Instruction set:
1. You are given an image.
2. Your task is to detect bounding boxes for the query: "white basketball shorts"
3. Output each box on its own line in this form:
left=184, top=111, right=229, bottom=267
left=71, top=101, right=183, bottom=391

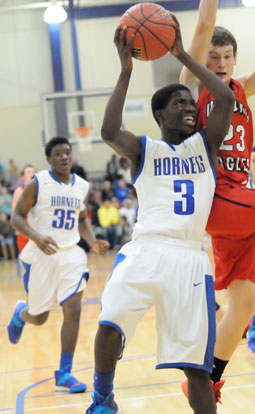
left=99, top=236, right=216, bottom=373
left=20, top=242, right=89, bottom=315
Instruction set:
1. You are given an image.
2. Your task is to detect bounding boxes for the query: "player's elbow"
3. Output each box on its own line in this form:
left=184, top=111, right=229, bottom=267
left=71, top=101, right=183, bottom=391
left=101, top=125, right=116, bottom=143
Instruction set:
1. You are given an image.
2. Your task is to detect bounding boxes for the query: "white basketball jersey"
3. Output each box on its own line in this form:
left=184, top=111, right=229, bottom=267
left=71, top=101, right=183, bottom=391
left=27, top=170, right=89, bottom=248
left=132, top=133, right=216, bottom=242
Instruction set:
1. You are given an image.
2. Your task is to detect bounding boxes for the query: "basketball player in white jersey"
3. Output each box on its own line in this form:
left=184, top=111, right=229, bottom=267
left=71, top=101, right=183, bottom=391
left=85, top=17, right=234, bottom=414
left=7, top=137, right=109, bottom=393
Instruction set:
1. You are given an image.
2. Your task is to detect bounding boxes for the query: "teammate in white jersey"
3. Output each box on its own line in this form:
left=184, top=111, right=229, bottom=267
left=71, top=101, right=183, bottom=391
left=85, top=17, right=234, bottom=414
left=7, top=137, right=109, bottom=394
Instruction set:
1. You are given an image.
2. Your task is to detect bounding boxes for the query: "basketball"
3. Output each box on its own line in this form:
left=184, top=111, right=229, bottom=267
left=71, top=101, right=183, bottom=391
left=119, top=2, right=176, bottom=61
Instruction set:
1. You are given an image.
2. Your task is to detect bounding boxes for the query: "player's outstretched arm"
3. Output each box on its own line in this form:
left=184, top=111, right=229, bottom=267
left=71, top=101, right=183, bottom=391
left=179, top=0, right=218, bottom=93
left=237, top=72, right=255, bottom=99
left=170, top=16, right=234, bottom=170
left=101, top=26, right=142, bottom=164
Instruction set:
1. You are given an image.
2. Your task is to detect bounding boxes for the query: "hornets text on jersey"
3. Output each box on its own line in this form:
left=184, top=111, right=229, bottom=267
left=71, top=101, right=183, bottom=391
left=131, top=133, right=215, bottom=242
left=26, top=170, right=89, bottom=249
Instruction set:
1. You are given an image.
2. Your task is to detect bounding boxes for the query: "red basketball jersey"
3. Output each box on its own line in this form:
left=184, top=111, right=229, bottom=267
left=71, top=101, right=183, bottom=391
left=196, top=78, right=253, bottom=184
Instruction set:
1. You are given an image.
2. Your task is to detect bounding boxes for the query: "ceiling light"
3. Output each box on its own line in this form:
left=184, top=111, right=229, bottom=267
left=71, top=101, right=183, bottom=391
left=43, top=1, right=67, bottom=24
left=242, top=0, right=255, bottom=7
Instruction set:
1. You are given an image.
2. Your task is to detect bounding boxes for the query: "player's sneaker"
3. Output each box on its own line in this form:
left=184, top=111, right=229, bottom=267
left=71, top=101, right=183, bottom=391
left=86, top=391, right=121, bottom=414
left=181, top=378, right=225, bottom=404
left=55, top=370, right=87, bottom=393
left=7, top=300, right=27, bottom=344
left=247, top=329, right=255, bottom=353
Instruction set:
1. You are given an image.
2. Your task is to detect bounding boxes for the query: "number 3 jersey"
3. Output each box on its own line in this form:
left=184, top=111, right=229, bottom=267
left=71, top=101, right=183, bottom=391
left=196, top=78, right=253, bottom=185
left=26, top=170, right=89, bottom=249
left=131, top=134, right=215, bottom=242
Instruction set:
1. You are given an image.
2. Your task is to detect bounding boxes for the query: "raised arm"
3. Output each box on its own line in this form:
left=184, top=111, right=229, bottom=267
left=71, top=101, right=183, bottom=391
left=171, top=16, right=234, bottom=168
left=237, top=72, right=255, bottom=99
left=179, top=0, right=218, bottom=95
left=101, top=27, right=142, bottom=177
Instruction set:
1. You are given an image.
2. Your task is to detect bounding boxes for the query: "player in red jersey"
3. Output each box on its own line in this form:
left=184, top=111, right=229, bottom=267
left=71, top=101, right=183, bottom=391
left=179, top=0, right=255, bottom=402
left=12, top=165, right=36, bottom=252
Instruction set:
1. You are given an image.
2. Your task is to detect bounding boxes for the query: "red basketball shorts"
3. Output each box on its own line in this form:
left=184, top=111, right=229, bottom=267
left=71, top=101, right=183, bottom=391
left=206, top=180, right=255, bottom=290
left=16, top=234, right=29, bottom=253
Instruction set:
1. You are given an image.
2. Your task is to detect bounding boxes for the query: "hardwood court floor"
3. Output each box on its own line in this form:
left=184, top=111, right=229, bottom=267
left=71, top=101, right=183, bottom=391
left=1, top=253, right=255, bottom=414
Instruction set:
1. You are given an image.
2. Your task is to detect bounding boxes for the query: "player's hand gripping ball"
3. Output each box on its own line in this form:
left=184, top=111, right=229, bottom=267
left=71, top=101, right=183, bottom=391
left=119, top=2, right=176, bottom=61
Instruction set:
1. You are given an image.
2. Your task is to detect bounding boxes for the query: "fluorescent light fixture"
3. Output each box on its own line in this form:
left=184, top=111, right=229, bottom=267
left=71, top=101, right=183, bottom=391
left=43, top=2, right=67, bottom=24
left=242, top=0, right=255, bottom=7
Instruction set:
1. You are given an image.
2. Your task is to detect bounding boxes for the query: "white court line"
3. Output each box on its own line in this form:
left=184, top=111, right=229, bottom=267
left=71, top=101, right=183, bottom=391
left=26, top=383, right=255, bottom=411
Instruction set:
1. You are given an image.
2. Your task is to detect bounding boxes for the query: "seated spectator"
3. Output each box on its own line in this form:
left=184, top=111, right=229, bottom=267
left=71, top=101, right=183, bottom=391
left=0, top=212, right=16, bottom=260
left=101, top=179, right=115, bottom=202
left=116, top=216, right=132, bottom=248
left=87, top=193, right=100, bottom=228
left=89, top=180, right=101, bottom=203
left=117, top=157, right=132, bottom=186
left=119, top=198, right=137, bottom=231
left=71, top=160, right=87, bottom=180
left=105, top=154, right=119, bottom=182
left=0, top=187, right=12, bottom=218
left=114, top=177, right=131, bottom=205
left=97, top=197, right=120, bottom=249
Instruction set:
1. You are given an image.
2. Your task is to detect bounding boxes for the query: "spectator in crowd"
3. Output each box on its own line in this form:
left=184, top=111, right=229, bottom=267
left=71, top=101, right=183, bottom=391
left=0, top=161, right=4, bottom=183
left=87, top=193, right=100, bottom=228
left=101, top=179, right=115, bottom=202
left=97, top=197, right=120, bottom=249
left=117, top=157, right=132, bottom=186
left=88, top=180, right=101, bottom=204
left=119, top=198, right=136, bottom=231
left=71, top=160, right=87, bottom=180
left=0, top=212, right=16, bottom=260
left=12, top=165, right=36, bottom=253
left=114, top=177, right=130, bottom=205
left=0, top=187, right=12, bottom=218
left=116, top=215, right=132, bottom=248
left=6, top=159, right=19, bottom=186
left=105, top=154, right=119, bottom=182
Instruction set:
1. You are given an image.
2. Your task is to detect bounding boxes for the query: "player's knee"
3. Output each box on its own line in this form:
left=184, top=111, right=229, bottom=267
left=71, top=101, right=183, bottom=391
left=33, top=311, right=49, bottom=325
left=63, top=299, right=81, bottom=322
left=97, top=324, right=122, bottom=344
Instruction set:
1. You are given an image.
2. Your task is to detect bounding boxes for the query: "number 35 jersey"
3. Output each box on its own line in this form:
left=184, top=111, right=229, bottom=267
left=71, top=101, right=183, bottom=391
left=196, top=78, right=253, bottom=185
left=132, top=134, right=216, bottom=242
left=27, top=170, right=89, bottom=249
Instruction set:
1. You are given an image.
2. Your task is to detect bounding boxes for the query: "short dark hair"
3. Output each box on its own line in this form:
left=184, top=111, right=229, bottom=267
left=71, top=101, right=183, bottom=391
left=251, top=146, right=255, bottom=153
left=21, top=164, right=35, bottom=175
left=151, top=84, right=190, bottom=125
left=211, top=26, right=237, bottom=55
left=45, top=136, right=72, bottom=157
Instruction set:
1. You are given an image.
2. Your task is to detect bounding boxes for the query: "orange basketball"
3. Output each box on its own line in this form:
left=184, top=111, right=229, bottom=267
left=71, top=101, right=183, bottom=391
left=119, top=2, right=176, bottom=61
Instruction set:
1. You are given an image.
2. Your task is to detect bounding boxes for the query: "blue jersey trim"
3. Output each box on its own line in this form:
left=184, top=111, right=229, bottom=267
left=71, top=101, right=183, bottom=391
left=199, top=129, right=216, bottom=184
left=108, top=252, right=127, bottom=282
left=33, top=175, right=39, bottom=206
left=161, top=139, right=176, bottom=152
left=48, top=170, right=62, bottom=184
left=203, top=274, right=216, bottom=372
left=132, top=135, right=147, bottom=185
left=71, top=173, right=76, bottom=186
left=60, top=271, right=89, bottom=305
left=22, top=261, right=31, bottom=294
left=156, top=361, right=211, bottom=373
left=99, top=320, right=125, bottom=342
